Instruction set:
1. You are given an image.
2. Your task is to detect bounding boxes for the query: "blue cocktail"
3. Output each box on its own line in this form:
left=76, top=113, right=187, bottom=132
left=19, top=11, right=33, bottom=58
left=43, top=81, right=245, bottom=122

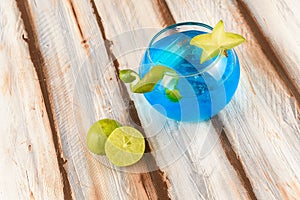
left=139, top=22, right=240, bottom=122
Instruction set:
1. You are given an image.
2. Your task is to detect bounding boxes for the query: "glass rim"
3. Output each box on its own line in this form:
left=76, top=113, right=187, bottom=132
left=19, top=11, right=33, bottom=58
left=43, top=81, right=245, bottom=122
left=145, top=22, right=234, bottom=78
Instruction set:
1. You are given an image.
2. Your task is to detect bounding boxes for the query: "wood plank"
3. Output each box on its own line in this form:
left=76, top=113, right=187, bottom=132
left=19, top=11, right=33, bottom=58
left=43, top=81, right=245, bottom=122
left=0, top=1, right=64, bottom=199
left=22, top=0, right=138, bottom=198
left=166, top=0, right=300, bottom=199
left=238, top=0, right=300, bottom=98
left=23, top=0, right=173, bottom=199
left=93, top=0, right=250, bottom=199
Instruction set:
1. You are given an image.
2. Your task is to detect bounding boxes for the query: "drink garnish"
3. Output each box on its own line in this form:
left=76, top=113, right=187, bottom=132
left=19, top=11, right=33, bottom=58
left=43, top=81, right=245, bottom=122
left=119, top=20, right=245, bottom=102
left=87, top=119, right=145, bottom=167
left=190, top=20, right=246, bottom=64
left=119, top=65, right=182, bottom=102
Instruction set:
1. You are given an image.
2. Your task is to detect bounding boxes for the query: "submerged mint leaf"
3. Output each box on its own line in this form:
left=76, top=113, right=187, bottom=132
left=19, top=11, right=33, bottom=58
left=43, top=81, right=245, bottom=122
left=190, top=20, right=246, bottom=64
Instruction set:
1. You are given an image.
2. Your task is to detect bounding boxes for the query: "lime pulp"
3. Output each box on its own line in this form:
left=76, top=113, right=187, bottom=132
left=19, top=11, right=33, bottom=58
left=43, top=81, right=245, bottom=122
left=105, top=126, right=145, bottom=167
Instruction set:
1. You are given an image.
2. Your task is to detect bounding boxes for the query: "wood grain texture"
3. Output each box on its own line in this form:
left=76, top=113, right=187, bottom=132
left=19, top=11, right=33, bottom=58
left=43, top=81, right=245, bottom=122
left=166, top=0, right=300, bottom=199
left=93, top=0, right=250, bottom=199
left=1, top=0, right=300, bottom=199
left=22, top=0, right=147, bottom=199
left=22, top=0, right=172, bottom=199
left=19, top=0, right=249, bottom=199
left=239, top=0, right=300, bottom=98
left=0, top=1, right=64, bottom=199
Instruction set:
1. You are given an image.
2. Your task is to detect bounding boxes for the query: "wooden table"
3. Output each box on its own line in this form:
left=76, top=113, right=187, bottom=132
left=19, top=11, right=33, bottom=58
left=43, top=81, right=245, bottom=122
left=1, top=0, right=300, bottom=199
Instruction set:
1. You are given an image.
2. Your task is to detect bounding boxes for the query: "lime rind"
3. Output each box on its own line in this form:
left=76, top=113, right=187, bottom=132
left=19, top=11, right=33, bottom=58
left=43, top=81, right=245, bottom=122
left=165, top=88, right=182, bottom=102
left=86, top=118, right=121, bottom=155
left=130, top=65, right=177, bottom=93
left=86, top=129, right=107, bottom=155
left=119, top=66, right=182, bottom=102
left=119, top=69, right=139, bottom=83
left=97, top=118, right=121, bottom=137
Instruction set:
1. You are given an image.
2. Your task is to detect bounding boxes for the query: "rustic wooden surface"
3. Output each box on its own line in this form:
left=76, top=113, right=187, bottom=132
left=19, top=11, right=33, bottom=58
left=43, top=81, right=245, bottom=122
left=0, top=0, right=299, bottom=199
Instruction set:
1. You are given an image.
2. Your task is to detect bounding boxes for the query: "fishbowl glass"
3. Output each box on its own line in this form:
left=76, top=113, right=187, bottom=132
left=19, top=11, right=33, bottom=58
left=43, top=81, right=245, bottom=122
left=139, top=22, right=240, bottom=122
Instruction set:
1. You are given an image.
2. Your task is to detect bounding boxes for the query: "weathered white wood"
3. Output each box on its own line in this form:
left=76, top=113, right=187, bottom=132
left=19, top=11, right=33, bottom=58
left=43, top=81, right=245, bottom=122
left=25, top=0, right=173, bottom=199
left=166, top=0, right=300, bottom=199
left=94, top=0, right=250, bottom=199
left=3, top=0, right=299, bottom=199
left=242, top=0, right=300, bottom=92
left=0, top=1, right=64, bottom=199
left=25, top=0, right=136, bottom=198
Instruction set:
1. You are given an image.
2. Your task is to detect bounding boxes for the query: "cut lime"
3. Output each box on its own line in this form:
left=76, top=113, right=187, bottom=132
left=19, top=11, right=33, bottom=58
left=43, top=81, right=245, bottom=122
left=105, top=126, right=145, bottom=167
left=87, top=119, right=121, bottom=155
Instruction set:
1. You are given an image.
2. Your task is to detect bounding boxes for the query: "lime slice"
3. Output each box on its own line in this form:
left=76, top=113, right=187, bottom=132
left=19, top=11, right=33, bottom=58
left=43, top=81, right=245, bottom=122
left=105, top=126, right=145, bottom=167
left=87, top=119, right=121, bottom=155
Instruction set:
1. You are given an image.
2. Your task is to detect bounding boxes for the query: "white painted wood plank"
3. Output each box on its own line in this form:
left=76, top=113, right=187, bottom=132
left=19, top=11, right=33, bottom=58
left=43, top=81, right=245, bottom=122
left=26, top=0, right=171, bottom=199
left=25, top=0, right=134, bottom=198
left=166, top=0, right=300, bottom=199
left=0, top=1, right=64, bottom=199
left=94, top=0, right=250, bottom=199
left=242, top=0, right=300, bottom=92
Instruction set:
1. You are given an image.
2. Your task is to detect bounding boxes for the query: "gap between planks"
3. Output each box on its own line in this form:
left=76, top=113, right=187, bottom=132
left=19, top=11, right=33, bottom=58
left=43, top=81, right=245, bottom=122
left=91, top=0, right=261, bottom=199
left=236, top=0, right=300, bottom=109
left=211, top=116, right=258, bottom=200
left=14, top=0, right=287, bottom=199
left=90, top=0, right=171, bottom=199
left=15, top=0, right=73, bottom=199
left=160, top=0, right=260, bottom=199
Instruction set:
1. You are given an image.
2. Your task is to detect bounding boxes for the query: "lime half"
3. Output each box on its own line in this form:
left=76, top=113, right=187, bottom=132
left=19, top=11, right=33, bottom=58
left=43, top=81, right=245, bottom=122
left=105, top=126, right=145, bottom=167
left=87, top=119, right=121, bottom=155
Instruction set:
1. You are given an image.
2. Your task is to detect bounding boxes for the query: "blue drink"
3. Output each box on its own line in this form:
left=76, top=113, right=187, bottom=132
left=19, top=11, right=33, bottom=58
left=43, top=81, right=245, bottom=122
left=139, top=23, right=240, bottom=122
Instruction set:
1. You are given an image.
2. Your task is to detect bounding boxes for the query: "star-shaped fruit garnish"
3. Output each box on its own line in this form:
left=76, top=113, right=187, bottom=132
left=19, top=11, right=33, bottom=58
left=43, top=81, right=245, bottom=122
left=190, top=20, right=246, bottom=64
